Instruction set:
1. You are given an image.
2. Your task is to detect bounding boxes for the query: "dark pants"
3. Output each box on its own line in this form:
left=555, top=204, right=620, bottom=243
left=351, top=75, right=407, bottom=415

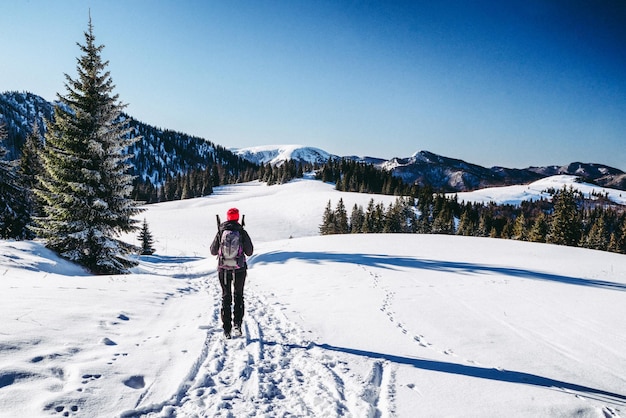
left=219, top=268, right=246, bottom=333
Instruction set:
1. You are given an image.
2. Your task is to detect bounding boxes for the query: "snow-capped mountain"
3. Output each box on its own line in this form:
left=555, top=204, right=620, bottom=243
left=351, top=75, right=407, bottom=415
left=231, top=144, right=334, bottom=166
left=379, top=150, right=543, bottom=192
left=378, top=150, right=626, bottom=192
left=0, top=91, right=54, bottom=159
left=235, top=146, right=626, bottom=192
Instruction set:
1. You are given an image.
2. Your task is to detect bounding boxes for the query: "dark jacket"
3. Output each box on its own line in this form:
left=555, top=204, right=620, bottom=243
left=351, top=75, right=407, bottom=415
left=210, top=220, right=253, bottom=270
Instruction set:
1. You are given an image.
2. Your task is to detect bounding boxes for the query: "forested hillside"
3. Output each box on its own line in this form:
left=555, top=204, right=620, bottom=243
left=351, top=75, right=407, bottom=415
left=0, top=91, right=259, bottom=201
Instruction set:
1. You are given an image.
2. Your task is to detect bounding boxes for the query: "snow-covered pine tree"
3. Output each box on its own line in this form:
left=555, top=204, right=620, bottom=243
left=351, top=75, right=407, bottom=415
left=35, top=19, right=142, bottom=274
left=19, top=121, right=45, bottom=238
left=0, top=122, right=29, bottom=239
left=138, top=218, right=155, bottom=255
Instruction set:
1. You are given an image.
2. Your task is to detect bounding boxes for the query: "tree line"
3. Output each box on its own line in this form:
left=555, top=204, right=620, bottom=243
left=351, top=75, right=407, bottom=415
left=131, top=158, right=311, bottom=203
left=320, top=186, right=626, bottom=254
left=317, top=157, right=418, bottom=196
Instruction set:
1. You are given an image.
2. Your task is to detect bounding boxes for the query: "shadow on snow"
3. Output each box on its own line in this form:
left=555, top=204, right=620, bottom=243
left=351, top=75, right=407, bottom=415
left=133, top=254, right=211, bottom=279
left=249, top=338, right=626, bottom=406
left=316, top=343, right=626, bottom=407
left=137, top=254, right=204, bottom=264
left=249, top=251, right=626, bottom=291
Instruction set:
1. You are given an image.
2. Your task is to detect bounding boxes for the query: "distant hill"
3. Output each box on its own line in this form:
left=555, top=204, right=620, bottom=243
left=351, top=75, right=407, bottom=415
left=528, top=163, right=626, bottom=191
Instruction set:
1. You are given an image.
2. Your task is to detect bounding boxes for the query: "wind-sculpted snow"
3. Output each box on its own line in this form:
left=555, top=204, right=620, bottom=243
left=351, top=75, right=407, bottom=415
left=1, top=179, right=625, bottom=417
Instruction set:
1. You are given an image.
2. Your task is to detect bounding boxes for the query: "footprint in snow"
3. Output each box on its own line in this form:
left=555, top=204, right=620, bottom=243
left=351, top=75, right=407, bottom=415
left=48, top=404, right=80, bottom=416
left=123, top=375, right=145, bottom=389
left=81, top=373, right=102, bottom=384
left=100, top=337, right=117, bottom=346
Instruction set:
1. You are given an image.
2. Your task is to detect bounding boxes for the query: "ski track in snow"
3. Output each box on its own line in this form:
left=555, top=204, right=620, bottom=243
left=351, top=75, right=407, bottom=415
left=121, top=272, right=395, bottom=418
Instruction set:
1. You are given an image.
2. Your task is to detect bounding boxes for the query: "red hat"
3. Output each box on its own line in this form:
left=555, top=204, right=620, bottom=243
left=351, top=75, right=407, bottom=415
left=226, top=208, right=239, bottom=221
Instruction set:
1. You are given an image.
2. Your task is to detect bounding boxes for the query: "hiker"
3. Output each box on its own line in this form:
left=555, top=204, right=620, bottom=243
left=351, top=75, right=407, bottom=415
left=210, top=208, right=254, bottom=338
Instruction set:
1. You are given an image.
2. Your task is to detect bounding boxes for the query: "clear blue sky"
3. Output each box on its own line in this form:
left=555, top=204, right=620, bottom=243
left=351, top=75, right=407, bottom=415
left=1, top=0, right=625, bottom=170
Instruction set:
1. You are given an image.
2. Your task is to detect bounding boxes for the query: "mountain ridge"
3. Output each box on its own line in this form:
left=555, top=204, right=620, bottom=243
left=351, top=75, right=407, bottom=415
left=235, top=145, right=626, bottom=192
left=0, top=91, right=256, bottom=189
left=2, top=91, right=625, bottom=193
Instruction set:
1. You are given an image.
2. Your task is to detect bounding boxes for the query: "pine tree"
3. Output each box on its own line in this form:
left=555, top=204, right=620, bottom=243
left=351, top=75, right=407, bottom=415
left=372, top=202, right=386, bottom=233
left=456, top=209, right=474, bottom=236
left=138, top=218, right=155, bottom=255
left=401, top=197, right=418, bottom=233
left=0, top=123, right=29, bottom=238
left=477, top=209, right=493, bottom=237
left=501, top=219, right=513, bottom=239
left=211, top=164, right=221, bottom=187
left=334, top=198, right=349, bottom=234
left=319, top=200, right=336, bottom=235
left=35, top=19, right=142, bottom=274
left=512, top=213, right=527, bottom=241
left=416, top=187, right=433, bottom=233
left=362, top=199, right=376, bottom=233
left=349, top=203, right=364, bottom=234
left=19, top=121, right=45, bottom=238
left=384, top=199, right=406, bottom=233
left=432, top=205, right=454, bottom=234
left=548, top=186, right=582, bottom=247
left=583, top=212, right=609, bottom=251
left=609, top=216, right=626, bottom=254
left=528, top=213, right=549, bottom=243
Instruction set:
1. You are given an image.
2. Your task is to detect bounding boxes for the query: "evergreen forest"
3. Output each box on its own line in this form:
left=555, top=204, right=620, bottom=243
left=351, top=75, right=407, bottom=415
left=320, top=186, right=626, bottom=255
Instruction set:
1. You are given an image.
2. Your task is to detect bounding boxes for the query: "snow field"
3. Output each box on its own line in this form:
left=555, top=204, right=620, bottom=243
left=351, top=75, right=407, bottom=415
left=247, top=234, right=626, bottom=417
left=0, top=176, right=625, bottom=417
left=0, top=249, right=210, bottom=417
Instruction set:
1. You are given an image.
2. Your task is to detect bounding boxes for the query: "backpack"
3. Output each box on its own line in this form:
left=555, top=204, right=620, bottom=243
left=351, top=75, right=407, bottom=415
left=218, top=229, right=244, bottom=270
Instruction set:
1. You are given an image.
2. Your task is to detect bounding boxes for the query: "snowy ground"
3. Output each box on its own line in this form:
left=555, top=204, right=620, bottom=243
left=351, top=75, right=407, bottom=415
left=1, top=177, right=625, bottom=417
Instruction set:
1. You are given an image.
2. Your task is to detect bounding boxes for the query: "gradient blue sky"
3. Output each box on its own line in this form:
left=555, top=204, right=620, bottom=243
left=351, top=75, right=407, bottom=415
left=2, top=0, right=625, bottom=170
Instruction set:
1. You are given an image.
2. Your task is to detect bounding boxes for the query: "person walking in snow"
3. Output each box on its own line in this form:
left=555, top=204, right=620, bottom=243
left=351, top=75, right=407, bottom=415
left=210, top=208, right=254, bottom=339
